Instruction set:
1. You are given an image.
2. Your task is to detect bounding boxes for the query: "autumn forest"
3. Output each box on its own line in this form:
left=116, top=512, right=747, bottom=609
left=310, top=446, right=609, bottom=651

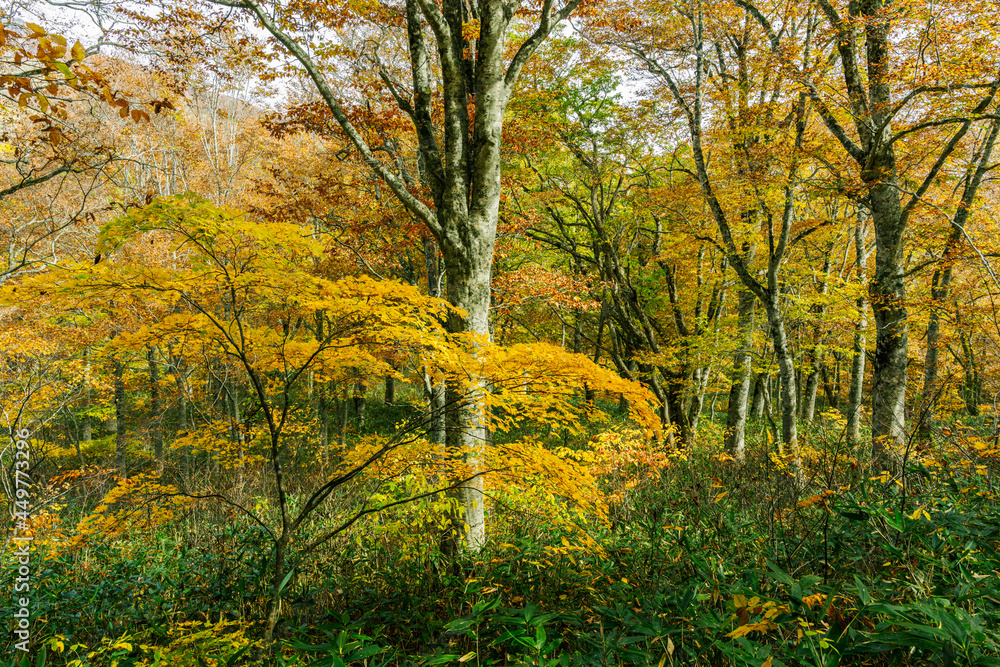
left=2, top=0, right=1000, bottom=663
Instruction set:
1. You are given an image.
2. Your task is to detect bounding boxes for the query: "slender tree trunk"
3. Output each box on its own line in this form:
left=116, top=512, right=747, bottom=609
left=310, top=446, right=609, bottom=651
left=113, top=357, right=126, bottom=476
left=820, top=363, right=839, bottom=410
left=384, top=375, right=395, bottom=404
left=338, top=385, right=350, bottom=449
left=847, top=208, right=870, bottom=445
left=960, top=329, right=983, bottom=416
left=264, top=532, right=289, bottom=643
left=148, top=346, right=163, bottom=466
left=354, top=382, right=367, bottom=431
left=766, top=303, right=797, bottom=448
left=688, top=365, right=711, bottom=437
left=802, top=364, right=819, bottom=423
left=751, top=373, right=766, bottom=419
left=725, top=289, right=755, bottom=461
left=81, top=347, right=93, bottom=448
left=319, top=384, right=330, bottom=462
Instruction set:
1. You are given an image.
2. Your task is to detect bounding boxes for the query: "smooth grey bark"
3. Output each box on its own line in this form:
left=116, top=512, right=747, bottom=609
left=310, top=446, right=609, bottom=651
left=688, top=367, right=708, bottom=434
left=423, top=237, right=446, bottom=447
left=725, top=289, right=755, bottom=461
left=846, top=208, right=871, bottom=445
left=802, top=366, right=819, bottom=422
left=919, top=119, right=1000, bottom=436
left=802, top=250, right=832, bottom=423
left=765, top=304, right=798, bottom=449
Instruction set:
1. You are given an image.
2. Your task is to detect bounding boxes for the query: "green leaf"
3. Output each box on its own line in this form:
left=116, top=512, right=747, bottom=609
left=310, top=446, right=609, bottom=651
left=765, top=561, right=793, bottom=585
left=52, top=61, right=73, bottom=78
left=854, top=576, right=871, bottom=606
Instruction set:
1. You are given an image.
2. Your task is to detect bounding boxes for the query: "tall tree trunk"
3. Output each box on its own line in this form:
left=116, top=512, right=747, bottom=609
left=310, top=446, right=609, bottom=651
left=319, top=384, right=330, bottom=462
left=802, top=364, right=819, bottom=423
left=338, top=385, right=350, bottom=449
left=959, top=329, right=983, bottom=416
left=725, top=289, right=755, bottom=460
left=113, top=357, right=126, bottom=476
left=354, top=382, right=367, bottom=431
left=751, top=373, right=766, bottom=419
left=148, top=346, right=163, bottom=468
left=820, top=363, right=839, bottom=410
left=81, top=347, right=93, bottom=445
left=688, top=365, right=711, bottom=437
left=664, top=373, right=691, bottom=444
left=423, top=236, right=446, bottom=445
left=766, top=303, right=797, bottom=448
left=384, top=374, right=395, bottom=404
left=868, top=177, right=909, bottom=462
left=237, top=0, right=587, bottom=577
left=847, top=208, right=870, bottom=445
left=440, top=251, right=492, bottom=554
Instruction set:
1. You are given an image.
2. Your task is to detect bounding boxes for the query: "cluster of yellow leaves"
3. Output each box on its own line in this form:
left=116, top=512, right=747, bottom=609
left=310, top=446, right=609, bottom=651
left=489, top=437, right=606, bottom=522
left=915, top=424, right=1000, bottom=499
left=63, top=473, right=195, bottom=553
left=727, top=595, right=786, bottom=639
left=796, top=489, right=837, bottom=510
left=568, top=428, right=681, bottom=512
left=136, top=620, right=261, bottom=667
left=48, top=620, right=259, bottom=667
left=170, top=420, right=266, bottom=470
left=727, top=593, right=842, bottom=651
left=435, top=338, right=660, bottom=437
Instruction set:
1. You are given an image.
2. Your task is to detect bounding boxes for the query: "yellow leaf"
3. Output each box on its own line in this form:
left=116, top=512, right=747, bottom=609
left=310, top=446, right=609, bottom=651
left=459, top=652, right=477, bottom=663
left=71, top=40, right=86, bottom=61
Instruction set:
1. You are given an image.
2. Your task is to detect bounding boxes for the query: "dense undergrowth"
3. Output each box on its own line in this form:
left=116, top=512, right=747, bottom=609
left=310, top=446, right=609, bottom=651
left=3, top=399, right=1000, bottom=667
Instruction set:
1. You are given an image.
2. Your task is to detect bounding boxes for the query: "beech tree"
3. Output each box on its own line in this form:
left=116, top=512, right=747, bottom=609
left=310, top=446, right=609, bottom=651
left=735, top=0, right=1000, bottom=461
left=157, top=0, right=594, bottom=552
left=593, top=0, right=821, bottom=472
